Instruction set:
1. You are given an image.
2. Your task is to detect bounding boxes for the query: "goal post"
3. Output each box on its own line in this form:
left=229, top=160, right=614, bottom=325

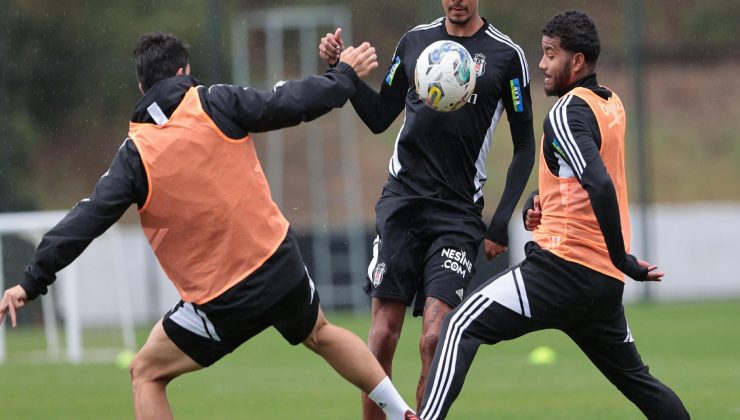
left=231, top=6, right=370, bottom=312
left=0, top=210, right=137, bottom=364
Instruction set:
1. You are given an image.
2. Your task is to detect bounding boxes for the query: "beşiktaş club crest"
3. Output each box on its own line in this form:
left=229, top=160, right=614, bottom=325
left=473, top=53, right=486, bottom=76
left=372, top=263, right=387, bottom=287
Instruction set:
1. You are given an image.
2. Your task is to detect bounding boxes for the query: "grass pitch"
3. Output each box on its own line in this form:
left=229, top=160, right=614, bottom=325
left=1, top=299, right=738, bottom=419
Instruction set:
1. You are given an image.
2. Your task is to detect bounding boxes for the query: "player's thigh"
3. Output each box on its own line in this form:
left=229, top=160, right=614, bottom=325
left=270, top=270, right=322, bottom=346
left=421, top=229, right=482, bottom=315
left=450, top=263, right=550, bottom=343
left=133, top=320, right=203, bottom=381
left=567, top=281, right=646, bottom=373
left=366, top=205, right=426, bottom=306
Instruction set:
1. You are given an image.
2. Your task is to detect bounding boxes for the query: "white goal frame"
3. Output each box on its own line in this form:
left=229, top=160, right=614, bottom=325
left=0, top=211, right=136, bottom=364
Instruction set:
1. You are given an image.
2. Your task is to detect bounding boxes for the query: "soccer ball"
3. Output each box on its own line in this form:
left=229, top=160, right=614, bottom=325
left=414, top=40, right=476, bottom=112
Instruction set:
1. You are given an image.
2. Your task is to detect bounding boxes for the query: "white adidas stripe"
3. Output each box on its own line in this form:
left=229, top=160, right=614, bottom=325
left=411, top=17, right=444, bottom=32
left=421, top=268, right=532, bottom=419
left=549, top=95, right=587, bottom=177
left=473, top=99, right=505, bottom=202
left=549, top=97, right=583, bottom=175
left=485, top=26, right=529, bottom=84
left=421, top=294, right=493, bottom=419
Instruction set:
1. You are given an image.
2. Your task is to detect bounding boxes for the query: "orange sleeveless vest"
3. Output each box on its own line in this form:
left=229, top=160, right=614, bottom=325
left=533, top=86, right=631, bottom=281
left=129, top=87, right=289, bottom=304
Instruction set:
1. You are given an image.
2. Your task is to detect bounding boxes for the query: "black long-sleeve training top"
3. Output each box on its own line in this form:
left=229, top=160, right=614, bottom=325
left=21, top=63, right=361, bottom=299
left=350, top=17, right=535, bottom=245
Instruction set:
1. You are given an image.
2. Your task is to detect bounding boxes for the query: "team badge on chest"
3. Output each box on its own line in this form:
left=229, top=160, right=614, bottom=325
left=473, top=53, right=486, bottom=77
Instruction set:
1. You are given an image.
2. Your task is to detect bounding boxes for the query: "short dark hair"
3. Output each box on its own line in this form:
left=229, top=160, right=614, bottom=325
left=542, top=10, right=601, bottom=64
left=133, top=32, right=189, bottom=92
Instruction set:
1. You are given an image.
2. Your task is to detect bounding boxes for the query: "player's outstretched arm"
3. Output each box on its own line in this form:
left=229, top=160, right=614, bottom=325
left=0, top=285, right=28, bottom=328
left=338, top=42, right=378, bottom=79
left=319, top=28, right=345, bottom=67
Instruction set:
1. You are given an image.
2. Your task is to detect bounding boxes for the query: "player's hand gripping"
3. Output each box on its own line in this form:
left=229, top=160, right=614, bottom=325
left=0, top=285, right=28, bottom=328
left=339, top=42, right=378, bottom=79
left=636, top=258, right=665, bottom=282
left=319, top=28, right=345, bottom=66
left=484, top=239, right=507, bottom=260
left=524, top=194, right=542, bottom=231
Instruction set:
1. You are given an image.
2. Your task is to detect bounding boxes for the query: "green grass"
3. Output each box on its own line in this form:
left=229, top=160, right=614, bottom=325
left=1, top=300, right=739, bottom=419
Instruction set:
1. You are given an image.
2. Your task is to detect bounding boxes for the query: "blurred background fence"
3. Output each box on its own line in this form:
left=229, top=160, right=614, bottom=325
left=1, top=0, right=738, bottom=360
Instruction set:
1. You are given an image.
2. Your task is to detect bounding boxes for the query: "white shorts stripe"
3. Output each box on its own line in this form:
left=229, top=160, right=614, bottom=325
left=512, top=267, right=531, bottom=318
left=170, top=302, right=221, bottom=342
left=367, top=235, right=381, bottom=280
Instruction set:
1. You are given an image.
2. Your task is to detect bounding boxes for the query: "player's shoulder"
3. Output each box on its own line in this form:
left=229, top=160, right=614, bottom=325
left=548, top=94, right=594, bottom=127
left=480, top=23, right=525, bottom=56
left=408, top=17, right=444, bottom=34
left=400, top=17, right=444, bottom=44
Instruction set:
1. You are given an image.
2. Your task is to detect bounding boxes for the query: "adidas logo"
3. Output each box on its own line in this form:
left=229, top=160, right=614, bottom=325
left=456, top=288, right=464, bottom=301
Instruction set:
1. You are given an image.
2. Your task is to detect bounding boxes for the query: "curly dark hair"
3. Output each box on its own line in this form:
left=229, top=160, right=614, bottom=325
left=542, top=10, right=600, bottom=64
left=133, top=32, right=189, bottom=92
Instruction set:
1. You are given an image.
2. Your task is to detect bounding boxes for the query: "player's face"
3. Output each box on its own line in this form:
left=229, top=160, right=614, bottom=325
left=443, top=0, right=479, bottom=25
left=539, top=35, right=575, bottom=97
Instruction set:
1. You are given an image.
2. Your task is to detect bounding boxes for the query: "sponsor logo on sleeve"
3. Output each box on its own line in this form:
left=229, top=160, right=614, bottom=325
left=385, top=56, right=401, bottom=86
left=510, top=78, right=524, bottom=112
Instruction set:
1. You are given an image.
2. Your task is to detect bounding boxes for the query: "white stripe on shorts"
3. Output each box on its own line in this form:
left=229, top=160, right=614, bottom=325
left=170, top=302, right=222, bottom=342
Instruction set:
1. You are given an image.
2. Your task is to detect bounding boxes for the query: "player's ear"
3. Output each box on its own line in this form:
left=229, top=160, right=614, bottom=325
left=179, top=64, right=191, bottom=76
left=572, top=52, right=586, bottom=74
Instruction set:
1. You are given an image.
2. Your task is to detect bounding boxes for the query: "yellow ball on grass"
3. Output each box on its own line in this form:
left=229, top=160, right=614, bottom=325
left=528, top=346, right=556, bottom=365
left=116, top=350, right=136, bottom=369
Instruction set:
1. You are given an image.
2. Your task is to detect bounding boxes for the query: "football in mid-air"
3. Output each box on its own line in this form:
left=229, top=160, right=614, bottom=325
left=414, top=40, right=476, bottom=112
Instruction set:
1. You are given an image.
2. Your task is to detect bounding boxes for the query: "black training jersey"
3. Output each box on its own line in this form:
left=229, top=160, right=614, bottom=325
left=352, top=17, right=532, bottom=207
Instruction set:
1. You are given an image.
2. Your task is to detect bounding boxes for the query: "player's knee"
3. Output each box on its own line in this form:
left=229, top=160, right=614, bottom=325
left=129, top=352, right=150, bottom=388
left=303, top=315, right=330, bottom=353
left=129, top=351, right=169, bottom=388
left=369, top=322, right=402, bottom=352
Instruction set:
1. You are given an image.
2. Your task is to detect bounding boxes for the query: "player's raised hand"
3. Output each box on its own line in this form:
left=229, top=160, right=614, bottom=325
left=319, top=28, right=345, bottom=66
left=339, top=42, right=378, bottom=78
left=525, top=194, right=542, bottom=231
left=0, top=285, right=28, bottom=328
left=638, top=259, right=664, bottom=282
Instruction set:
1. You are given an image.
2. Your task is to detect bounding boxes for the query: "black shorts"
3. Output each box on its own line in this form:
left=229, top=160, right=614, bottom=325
left=365, top=188, right=485, bottom=316
left=162, top=229, right=320, bottom=367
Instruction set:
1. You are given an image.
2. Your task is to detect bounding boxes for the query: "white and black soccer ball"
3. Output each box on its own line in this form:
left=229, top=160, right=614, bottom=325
left=414, top=40, right=476, bottom=112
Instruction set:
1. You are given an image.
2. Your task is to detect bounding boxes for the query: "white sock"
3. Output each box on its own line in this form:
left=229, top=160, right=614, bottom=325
left=368, top=376, right=413, bottom=419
